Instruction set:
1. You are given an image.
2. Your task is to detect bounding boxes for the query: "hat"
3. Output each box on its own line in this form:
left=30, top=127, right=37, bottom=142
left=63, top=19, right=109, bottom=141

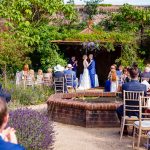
left=67, top=64, right=73, bottom=68
left=54, top=64, right=64, bottom=72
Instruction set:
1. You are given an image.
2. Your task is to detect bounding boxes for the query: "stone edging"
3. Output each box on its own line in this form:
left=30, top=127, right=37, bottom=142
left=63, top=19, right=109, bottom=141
left=47, top=92, right=122, bottom=111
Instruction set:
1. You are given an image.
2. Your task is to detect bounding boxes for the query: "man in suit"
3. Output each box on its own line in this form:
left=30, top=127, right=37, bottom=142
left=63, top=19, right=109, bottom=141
left=88, top=54, right=96, bottom=88
left=0, top=98, right=25, bottom=150
left=116, top=67, right=147, bottom=133
left=64, top=64, right=77, bottom=89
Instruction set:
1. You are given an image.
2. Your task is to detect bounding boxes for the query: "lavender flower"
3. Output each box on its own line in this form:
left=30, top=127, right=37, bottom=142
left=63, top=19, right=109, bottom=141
left=8, top=108, right=54, bottom=150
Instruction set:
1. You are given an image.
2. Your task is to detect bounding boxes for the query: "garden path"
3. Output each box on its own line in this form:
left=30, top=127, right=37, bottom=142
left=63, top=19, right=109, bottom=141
left=30, top=104, right=146, bottom=150
left=54, top=122, right=145, bottom=150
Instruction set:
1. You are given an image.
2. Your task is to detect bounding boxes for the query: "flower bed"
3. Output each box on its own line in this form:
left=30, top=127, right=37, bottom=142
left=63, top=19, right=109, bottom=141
left=8, top=108, right=54, bottom=150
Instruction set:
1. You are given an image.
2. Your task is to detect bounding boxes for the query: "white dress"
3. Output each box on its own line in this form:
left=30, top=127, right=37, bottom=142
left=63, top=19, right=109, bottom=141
left=78, top=60, right=91, bottom=90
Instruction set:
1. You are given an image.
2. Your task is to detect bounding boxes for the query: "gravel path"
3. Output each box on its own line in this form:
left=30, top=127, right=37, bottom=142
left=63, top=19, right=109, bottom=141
left=54, top=123, right=132, bottom=150
left=28, top=104, right=146, bottom=150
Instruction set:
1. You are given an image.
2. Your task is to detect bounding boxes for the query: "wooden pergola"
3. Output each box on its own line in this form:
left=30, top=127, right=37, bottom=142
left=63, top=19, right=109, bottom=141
left=50, top=27, right=122, bottom=86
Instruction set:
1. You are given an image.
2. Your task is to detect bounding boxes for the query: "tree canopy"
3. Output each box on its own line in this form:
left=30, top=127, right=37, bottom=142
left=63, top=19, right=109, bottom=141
left=0, top=0, right=77, bottom=71
left=0, top=2, right=150, bottom=73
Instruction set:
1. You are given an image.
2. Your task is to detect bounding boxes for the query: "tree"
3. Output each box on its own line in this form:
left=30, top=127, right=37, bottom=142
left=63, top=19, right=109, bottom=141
left=101, top=4, right=150, bottom=62
left=0, top=32, right=32, bottom=84
left=0, top=0, right=77, bottom=73
left=83, top=0, right=103, bottom=20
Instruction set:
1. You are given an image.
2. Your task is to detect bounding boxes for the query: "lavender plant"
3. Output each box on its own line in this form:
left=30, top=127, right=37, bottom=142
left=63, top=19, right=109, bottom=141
left=8, top=108, right=54, bottom=150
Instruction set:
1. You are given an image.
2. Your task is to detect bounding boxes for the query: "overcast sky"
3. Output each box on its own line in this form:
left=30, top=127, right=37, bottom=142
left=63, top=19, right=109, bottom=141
left=64, top=0, right=150, bottom=5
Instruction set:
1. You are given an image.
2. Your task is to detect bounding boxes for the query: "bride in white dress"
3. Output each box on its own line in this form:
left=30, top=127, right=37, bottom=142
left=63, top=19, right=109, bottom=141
left=78, top=55, right=91, bottom=90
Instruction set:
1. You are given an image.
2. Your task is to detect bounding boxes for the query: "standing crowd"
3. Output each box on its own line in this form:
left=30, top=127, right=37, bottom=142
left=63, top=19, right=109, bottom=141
left=105, top=62, right=150, bottom=92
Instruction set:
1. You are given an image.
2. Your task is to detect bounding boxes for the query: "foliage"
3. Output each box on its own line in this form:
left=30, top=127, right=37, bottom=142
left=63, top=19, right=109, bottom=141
left=0, top=0, right=77, bottom=71
left=2, top=80, right=54, bottom=106
left=0, top=32, right=32, bottom=71
left=100, top=4, right=150, bottom=65
left=83, top=0, right=103, bottom=20
left=102, top=4, right=150, bottom=32
left=116, top=44, right=144, bottom=69
left=98, top=4, right=112, bottom=6
left=65, top=31, right=135, bottom=44
left=8, top=108, right=54, bottom=150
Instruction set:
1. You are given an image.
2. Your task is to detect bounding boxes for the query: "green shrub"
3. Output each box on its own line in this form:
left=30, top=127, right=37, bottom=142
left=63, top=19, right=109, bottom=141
left=3, top=81, right=54, bottom=106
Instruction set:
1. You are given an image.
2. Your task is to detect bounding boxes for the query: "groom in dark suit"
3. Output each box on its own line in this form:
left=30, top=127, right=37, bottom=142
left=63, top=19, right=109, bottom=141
left=88, top=54, right=96, bottom=88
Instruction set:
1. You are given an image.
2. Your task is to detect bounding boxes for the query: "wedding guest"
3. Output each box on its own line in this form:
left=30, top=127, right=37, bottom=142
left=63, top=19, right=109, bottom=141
left=54, top=64, right=67, bottom=92
left=121, top=67, right=130, bottom=83
left=116, top=68, right=147, bottom=134
left=141, top=67, right=150, bottom=79
left=45, top=68, right=53, bottom=79
left=146, top=64, right=150, bottom=72
left=43, top=68, right=53, bottom=85
left=116, top=65, right=123, bottom=76
left=22, top=64, right=29, bottom=80
left=112, top=64, right=117, bottom=70
left=25, top=69, right=35, bottom=86
left=28, top=69, right=35, bottom=81
left=117, top=65, right=123, bottom=91
left=45, top=68, right=53, bottom=78
left=0, top=98, right=25, bottom=150
left=54, top=65, right=65, bottom=78
left=105, top=65, right=116, bottom=92
left=132, top=62, right=141, bottom=77
left=108, top=65, right=116, bottom=78
left=109, top=69, right=118, bottom=92
left=64, top=64, right=77, bottom=89
left=69, top=56, right=78, bottom=74
left=36, top=69, right=44, bottom=85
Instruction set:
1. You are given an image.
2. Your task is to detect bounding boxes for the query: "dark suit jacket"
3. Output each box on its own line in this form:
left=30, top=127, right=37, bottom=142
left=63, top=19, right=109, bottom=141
left=88, top=60, right=96, bottom=75
left=54, top=71, right=65, bottom=78
left=122, top=80, right=147, bottom=116
left=0, top=136, right=25, bottom=150
left=122, top=80, right=147, bottom=95
left=54, top=71, right=67, bottom=92
left=69, top=60, right=77, bottom=73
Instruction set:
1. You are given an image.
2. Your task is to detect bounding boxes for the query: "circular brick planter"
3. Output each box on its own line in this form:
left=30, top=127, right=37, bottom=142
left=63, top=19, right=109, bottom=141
left=47, top=91, right=122, bottom=128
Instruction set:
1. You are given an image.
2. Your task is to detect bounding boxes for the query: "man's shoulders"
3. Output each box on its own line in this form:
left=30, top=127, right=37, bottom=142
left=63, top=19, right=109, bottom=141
left=122, top=81, right=146, bottom=90
left=64, top=70, right=75, bottom=74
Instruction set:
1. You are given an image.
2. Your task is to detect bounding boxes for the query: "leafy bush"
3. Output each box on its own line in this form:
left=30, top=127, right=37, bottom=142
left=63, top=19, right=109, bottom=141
left=8, top=108, right=54, bottom=150
left=3, top=81, right=54, bottom=106
left=11, top=86, right=54, bottom=106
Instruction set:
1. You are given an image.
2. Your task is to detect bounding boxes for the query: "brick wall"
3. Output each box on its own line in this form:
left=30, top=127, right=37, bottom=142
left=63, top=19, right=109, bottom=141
left=47, top=92, right=122, bottom=127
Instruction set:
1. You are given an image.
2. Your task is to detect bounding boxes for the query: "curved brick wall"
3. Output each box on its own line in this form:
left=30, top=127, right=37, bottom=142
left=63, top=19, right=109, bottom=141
left=47, top=91, right=122, bottom=127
